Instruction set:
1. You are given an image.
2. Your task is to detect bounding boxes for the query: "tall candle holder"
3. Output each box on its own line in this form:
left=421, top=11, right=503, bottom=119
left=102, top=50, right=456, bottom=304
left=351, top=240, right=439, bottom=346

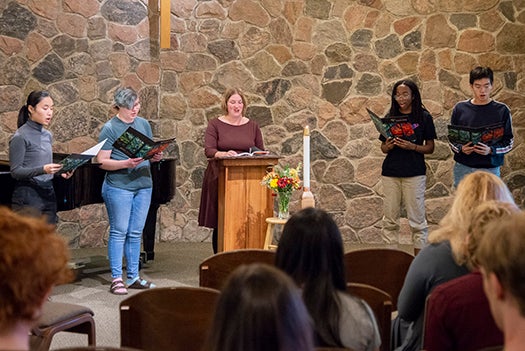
left=301, top=125, right=315, bottom=208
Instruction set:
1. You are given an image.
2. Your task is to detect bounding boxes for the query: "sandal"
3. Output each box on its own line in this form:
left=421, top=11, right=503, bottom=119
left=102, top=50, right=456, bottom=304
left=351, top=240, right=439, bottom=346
left=128, top=277, right=156, bottom=289
left=110, top=278, right=128, bottom=295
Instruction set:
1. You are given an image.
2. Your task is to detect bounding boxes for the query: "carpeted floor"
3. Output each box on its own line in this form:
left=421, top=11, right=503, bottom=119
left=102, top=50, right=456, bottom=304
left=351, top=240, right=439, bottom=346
left=49, top=242, right=214, bottom=349
left=48, top=241, right=414, bottom=349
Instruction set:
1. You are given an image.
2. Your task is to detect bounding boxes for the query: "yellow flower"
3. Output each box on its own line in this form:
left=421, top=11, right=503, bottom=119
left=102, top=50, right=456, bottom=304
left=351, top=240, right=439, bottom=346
left=262, top=163, right=302, bottom=194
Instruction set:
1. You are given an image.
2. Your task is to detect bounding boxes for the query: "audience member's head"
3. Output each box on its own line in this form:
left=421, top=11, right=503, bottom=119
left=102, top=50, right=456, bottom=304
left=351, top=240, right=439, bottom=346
left=477, top=211, right=525, bottom=350
left=466, top=200, right=519, bottom=270
left=206, top=263, right=314, bottom=351
left=0, top=207, right=72, bottom=349
left=275, top=207, right=346, bottom=346
left=428, top=171, right=515, bottom=262
left=276, top=207, right=346, bottom=290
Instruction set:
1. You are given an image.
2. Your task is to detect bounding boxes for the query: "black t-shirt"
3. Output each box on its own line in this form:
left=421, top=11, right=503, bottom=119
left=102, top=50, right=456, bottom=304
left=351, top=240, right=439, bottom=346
left=380, top=110, right=436, bottom=177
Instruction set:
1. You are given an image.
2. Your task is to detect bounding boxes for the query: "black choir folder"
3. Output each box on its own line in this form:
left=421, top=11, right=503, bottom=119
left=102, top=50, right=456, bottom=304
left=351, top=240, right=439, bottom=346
left=58, top=139, right=106, bottom=173
left=447, top=123, right=504, bottom=146
left=113, top=126, right=176, bottom=160
left=367, top=108, right=416, bottom=142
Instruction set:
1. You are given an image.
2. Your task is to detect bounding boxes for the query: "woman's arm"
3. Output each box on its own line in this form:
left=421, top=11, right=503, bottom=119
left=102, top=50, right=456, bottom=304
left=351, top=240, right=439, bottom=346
left=204, top=120, right=237, bottom=158
left=204, top=122, right=219, bottom=158
left=9, top=135, right=62, bottom=179
left=254, top=124, right=264, bottom=150
left=397, top=253, right=429, bottom=322
left=380, top=138, right=395, bottom=154
left=391, top=138, right=434, bottom=154
left=96, top=150, right=143, bottom=171
left=413, top=139, right=434, bottom=154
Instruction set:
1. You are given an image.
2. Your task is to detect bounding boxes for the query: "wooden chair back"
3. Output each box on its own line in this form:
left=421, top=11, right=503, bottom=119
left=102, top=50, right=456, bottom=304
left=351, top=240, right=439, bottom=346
left=346, top=282, right=393, bottom=351
left=119, top=287, right=220, bottom=351
left=30, top=301, right=95, bottom=351
left=199, top=249, right=276, bottom=290
left=344, top=248, right=414, bottom=310
left=421, top=293, right=432, bottom=350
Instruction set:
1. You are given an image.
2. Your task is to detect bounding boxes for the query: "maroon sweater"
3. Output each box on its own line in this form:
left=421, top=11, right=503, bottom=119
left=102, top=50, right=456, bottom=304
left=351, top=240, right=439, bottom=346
left=424, top=271, right=503, bottom=351
left=198, top=118, right=264, bottom=228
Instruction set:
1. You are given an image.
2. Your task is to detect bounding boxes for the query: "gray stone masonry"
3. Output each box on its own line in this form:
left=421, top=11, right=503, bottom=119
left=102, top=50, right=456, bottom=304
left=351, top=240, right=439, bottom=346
left=0, top=0, right=524, bottom=247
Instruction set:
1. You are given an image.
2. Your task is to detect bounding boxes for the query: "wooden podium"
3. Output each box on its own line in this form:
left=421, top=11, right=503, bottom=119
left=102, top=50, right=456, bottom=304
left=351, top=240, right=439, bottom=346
left=216, top=156, right=279, bottom=252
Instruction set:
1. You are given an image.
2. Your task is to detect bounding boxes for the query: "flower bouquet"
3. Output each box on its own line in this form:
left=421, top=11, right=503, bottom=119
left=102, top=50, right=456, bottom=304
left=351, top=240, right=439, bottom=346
left=261, top=163, right=302, bottom=219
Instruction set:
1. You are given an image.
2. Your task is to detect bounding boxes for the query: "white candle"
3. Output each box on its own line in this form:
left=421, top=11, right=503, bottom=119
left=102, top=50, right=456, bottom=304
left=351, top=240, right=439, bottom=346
left=303, top=125, right=310, bottom=190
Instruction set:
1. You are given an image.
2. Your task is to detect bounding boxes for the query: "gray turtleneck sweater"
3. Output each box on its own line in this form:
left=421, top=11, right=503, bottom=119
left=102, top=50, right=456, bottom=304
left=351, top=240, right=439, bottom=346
left=9, top=119, right=54, bottom=186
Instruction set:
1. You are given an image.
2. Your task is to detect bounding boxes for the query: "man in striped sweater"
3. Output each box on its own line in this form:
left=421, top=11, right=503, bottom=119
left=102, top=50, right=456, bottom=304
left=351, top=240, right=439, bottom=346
left=449, top=66, right=514, bottom=187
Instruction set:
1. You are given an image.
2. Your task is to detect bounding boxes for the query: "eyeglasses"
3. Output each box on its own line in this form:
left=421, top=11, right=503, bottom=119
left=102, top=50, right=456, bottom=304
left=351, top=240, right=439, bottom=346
left=394, top=94, right=411, bottom=100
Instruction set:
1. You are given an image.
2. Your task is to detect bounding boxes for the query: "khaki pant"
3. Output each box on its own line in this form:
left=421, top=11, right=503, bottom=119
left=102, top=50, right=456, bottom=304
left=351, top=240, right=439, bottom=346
left=381, top=175, right=428, bottom=248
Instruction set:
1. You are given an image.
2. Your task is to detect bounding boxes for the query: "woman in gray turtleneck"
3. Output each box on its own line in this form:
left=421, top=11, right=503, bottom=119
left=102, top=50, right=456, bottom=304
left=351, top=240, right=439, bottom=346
left=9, top=90, right=71, bottom=224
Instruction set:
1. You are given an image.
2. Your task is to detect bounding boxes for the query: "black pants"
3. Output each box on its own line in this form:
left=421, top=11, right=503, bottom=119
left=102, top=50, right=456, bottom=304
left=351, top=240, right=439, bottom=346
left=11, top=182, right=57, bottom=224
left=212, top=228, right=218, bottom=254
left=142, top=202, right=160, bottom=261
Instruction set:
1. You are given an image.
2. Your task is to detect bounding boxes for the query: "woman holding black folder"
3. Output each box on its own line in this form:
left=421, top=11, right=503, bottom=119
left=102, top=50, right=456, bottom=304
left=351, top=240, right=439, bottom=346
left=97, top=87, right=162, bottom=295
left=9, top=90, right=73, bottom=224
left=198, top=88, right=265, bottom=253
left=379, top=80, right=436, bottom=249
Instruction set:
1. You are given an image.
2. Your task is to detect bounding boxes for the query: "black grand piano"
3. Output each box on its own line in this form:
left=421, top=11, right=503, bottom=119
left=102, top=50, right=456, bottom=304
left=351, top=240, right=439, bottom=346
left=0, top=156, right=176, bottom=261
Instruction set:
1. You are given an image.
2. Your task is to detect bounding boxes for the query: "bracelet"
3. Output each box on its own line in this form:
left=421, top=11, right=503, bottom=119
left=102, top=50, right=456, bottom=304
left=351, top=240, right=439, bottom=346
left=414, top=145, right=417, bottom=151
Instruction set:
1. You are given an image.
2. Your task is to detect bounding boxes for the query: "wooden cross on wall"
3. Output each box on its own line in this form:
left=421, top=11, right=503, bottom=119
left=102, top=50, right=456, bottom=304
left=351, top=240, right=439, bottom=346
left=160, top=0, right=170, bottom=48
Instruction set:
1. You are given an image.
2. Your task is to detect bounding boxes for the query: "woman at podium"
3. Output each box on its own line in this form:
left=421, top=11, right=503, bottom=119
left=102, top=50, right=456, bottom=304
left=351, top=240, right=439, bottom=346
left=198, top=88, right=265, bottom=253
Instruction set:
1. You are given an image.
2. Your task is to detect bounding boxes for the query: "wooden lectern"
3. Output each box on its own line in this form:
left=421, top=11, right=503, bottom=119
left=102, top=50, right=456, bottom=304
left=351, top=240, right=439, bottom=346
left=216, top=156, right=279, bottom=252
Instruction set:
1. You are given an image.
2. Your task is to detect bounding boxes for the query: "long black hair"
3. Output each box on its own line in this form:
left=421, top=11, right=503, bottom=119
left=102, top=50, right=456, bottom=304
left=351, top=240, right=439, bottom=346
left=389, top=79, right=428, bottom=124
left=275, top=207, right=346, bottom=347
left=17, top=90, right=51, bottom=128
left=206, top=264, right=314, bottom=351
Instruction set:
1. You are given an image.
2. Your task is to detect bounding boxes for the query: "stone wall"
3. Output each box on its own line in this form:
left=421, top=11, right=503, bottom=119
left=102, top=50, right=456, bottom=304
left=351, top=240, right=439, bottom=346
left=0, top=0, right=524, bottom=247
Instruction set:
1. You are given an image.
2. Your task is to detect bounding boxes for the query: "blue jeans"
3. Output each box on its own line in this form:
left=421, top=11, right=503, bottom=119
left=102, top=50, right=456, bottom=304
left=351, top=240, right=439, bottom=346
left=453, top=163, right=500, bottom=188
left=102, top=181, right=152, bottom=280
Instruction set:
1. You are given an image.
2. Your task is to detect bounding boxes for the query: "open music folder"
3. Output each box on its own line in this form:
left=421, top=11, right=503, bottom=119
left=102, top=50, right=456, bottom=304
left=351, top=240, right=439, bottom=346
left=58, top=139, right=106, bottom=173
left=367, top=108, right=416, bottom=142
left=113, top=126, right=176, bottom=160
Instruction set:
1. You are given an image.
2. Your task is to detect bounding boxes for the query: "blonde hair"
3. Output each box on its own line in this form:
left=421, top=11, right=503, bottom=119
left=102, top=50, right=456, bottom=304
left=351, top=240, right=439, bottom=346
left=466, top=201, right=519, bottom=269
left=428, top=171, right=515, bottom=264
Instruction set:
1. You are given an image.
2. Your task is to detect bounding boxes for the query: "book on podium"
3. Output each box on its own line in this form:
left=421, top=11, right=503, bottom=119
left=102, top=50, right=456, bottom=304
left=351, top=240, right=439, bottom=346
left=234, top=146, right=270, bottom=157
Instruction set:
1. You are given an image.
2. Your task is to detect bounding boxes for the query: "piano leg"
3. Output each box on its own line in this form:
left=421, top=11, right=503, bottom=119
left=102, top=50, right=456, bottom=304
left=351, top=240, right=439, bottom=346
left=142, top=202, right=160, bottom=261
